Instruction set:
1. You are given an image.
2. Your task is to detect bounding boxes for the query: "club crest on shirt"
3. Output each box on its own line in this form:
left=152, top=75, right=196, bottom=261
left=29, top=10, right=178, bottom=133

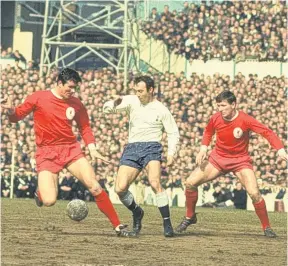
left=233, top=127, right=243, bottom=139
left=66, top=107, right=75, bottom=120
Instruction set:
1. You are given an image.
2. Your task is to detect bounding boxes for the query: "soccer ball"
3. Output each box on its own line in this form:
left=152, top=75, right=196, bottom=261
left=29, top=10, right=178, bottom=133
left=66, top=199, right=89, bottom=221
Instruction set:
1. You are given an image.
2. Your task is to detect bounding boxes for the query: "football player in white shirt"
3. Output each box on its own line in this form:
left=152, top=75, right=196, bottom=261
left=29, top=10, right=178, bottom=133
left=103, top=75, right=180, bottom=237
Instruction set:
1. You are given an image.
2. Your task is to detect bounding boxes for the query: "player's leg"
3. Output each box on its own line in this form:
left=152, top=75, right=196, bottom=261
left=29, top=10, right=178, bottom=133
left=145, top=160, right=174, bottom=237
left=235, top=169, right=276, bottom=237
left=36, top=171, right=59, bottom=207
left=34, top=146, right=62, bottom=207
left=67, top=157, right=136, bottom=237
left=114, top=165, right=143, bottom=233
left=176, top=161, right=222, bottom=233
left=114, top=142, right=145, bottom=234
left=185, top=161, right=222, bottom=218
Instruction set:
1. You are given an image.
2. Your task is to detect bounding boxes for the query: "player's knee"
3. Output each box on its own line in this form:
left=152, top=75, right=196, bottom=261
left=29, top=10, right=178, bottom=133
left=249, top=192, right=262, bottom=203
left=186, top=183, right=198, bottom=191
left=43, top=198, right=57, bottom=207
left=115, top=184, right=128, bottom=195
left=149, top=180, right=162, bottom=193
left=185, top=178, right=198, bottom=190
left=88, top=183, right=102, bottom=196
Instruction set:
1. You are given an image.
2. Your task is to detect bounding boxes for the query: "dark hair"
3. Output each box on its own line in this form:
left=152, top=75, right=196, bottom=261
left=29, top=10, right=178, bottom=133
left=215, top=90, right=236, bottom=104
left=57, top=68, right=82, bottom=85
left=134, top=75, right=155, bottom=91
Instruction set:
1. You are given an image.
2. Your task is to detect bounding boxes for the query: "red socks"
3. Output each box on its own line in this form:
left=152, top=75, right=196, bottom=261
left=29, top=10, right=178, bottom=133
left=37, top=190, right=42, bottom=202
left=94, top=190, right=121, bottom=228
left=186, top=190, right=270, bottom=230
left=253, top=198, right=270, bottom=230
left=185, top=189, right=198, bottom=218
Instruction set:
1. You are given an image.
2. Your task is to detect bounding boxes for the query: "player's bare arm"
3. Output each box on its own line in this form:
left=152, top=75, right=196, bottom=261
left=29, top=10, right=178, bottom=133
left=162, top=110, right=180, bottom=168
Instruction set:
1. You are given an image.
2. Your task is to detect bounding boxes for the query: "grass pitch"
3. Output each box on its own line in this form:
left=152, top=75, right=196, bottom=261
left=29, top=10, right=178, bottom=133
left=1, top=198, right=287, bottom=266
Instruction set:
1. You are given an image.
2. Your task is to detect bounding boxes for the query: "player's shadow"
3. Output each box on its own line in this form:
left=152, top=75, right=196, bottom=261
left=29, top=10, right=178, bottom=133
left=139, top=230, right=218, bottom=237
left=174, top=231, right=283, bottom=240
left=58, top=231, right=110, bottom=236
left=57, top=230, right=141, bottom=238
left=173, top=231, right=218, bottom=237
left=47, top=229, right=283, bottom=240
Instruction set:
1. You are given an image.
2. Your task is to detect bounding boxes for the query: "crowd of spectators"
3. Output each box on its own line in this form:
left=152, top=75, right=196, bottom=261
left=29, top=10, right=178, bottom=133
left=1, top=61, right=287, bottom=206
left=1, top=46, right=27, bottom=64
left=142, top=1, right=287, bottom=62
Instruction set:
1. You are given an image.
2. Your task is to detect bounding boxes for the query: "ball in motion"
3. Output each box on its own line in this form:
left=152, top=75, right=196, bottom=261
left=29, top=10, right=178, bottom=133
left=66, top=199, right=89, bottom=221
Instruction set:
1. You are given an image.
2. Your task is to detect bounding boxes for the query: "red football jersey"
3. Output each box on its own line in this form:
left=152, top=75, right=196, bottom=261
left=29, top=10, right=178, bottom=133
left=202, top=111, right=284, bottom=158
left=8, top=90, right=95, bottom=147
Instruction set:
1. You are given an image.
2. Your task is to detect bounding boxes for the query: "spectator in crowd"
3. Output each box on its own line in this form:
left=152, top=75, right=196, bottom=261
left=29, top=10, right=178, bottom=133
left=59, top=172, right=75, bottom=200
left=11, top=50, right=26, bottom=63
left=27, top=60, right=39, bottom=70
left=14, top=168, right=35, bottom=198
left=232, top=182, right=247, bottom=209
left=211, top=184, right=233, bottom=208
left=0, top=47, right=13, bottom=58
left=202, top=183, right=211, bottom=192
left=1, top=169, right=11, bottom=197
left=6, top=47, right=13, bottom=57
left=257, top=179, right=272, bottom=195
left=149, top=7, right=160, bottom=21
left=71, top=178, right=92, bottom=201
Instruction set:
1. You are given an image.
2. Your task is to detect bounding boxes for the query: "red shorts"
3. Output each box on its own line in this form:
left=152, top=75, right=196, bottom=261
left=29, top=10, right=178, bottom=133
left=208, top=150, right=253, bottom=174
left=36, top=143, right=84, bottom=174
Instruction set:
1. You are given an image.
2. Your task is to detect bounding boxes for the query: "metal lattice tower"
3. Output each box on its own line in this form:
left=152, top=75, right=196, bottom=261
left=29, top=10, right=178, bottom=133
left=23, top=0, right=141, bottom=89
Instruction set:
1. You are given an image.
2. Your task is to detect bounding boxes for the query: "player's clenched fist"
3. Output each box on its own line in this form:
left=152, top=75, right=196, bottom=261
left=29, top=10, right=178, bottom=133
left=166, top=155, right=174, bottom=166
left=1, top=96, right=14, bottom=114
left=277, top=148, right=288, bottom=162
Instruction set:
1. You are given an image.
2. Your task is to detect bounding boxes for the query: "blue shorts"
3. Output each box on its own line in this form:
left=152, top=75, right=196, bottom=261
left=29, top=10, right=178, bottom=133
left=119, top=142, right=163, bottom=170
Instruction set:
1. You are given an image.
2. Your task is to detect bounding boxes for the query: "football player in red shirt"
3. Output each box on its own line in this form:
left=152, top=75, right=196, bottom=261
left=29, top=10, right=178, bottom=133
left=1, top=68, right=135, bottom=237
left=176, top=90, right=287, bottom=237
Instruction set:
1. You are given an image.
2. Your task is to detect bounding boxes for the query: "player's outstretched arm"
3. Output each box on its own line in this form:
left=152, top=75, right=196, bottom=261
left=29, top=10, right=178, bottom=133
left=246, top=115, right=285, bottom=155
left=102, top=95, right=132, bottom=114
left=1, top=94, right=36, bottom=122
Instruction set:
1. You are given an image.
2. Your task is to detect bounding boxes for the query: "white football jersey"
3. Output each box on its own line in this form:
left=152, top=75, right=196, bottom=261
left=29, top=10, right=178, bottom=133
left=103, top=95, right=179, bottom=156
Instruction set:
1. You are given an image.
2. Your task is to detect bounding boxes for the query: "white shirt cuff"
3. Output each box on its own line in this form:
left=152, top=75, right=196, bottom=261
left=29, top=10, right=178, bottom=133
left=103, top=100, right=114, bottom=113
left=277, top=148, right=285, bottom=156
left=200, top=145, right=208, bottom=152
